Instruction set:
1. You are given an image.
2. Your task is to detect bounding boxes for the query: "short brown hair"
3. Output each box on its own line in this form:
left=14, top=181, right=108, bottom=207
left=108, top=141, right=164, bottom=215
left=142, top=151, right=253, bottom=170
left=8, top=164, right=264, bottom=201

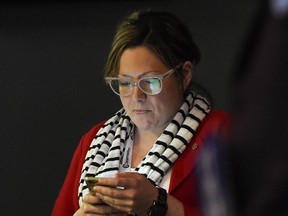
left=104, top=9, right=201, bottom=78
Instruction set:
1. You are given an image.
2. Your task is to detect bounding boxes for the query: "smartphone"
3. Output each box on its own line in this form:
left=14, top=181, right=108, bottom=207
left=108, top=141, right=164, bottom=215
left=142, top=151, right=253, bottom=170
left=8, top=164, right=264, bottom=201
left=84, top=177, right=100, bottom=192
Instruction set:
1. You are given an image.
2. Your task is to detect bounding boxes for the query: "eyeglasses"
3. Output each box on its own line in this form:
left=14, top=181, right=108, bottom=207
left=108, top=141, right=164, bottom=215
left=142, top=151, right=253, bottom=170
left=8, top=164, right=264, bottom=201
left=105, top=63, right=183, bottom=96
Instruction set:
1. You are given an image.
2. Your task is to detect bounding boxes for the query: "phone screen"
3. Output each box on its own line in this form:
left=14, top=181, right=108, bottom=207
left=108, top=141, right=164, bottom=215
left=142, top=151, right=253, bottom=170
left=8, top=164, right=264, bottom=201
left=84, top=177, right=99, bottom=192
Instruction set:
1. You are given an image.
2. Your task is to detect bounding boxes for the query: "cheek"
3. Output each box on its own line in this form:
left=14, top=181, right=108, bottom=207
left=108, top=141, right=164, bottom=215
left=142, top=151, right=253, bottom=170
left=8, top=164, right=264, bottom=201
left=161, top=82, right=184, bottom=104
left=119, top=97, right=129, bottom=110
left=153, top=91, right=183, bottom=114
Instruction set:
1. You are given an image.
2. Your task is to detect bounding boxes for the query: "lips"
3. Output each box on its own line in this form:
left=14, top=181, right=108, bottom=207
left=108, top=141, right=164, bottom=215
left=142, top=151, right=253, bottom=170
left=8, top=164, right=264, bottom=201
left=134, top=109, right=149, bottom=114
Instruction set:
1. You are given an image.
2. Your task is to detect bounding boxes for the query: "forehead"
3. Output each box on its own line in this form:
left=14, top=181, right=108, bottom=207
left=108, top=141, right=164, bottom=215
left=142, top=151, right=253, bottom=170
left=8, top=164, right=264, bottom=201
left=118, top=46, right=168, bottom=77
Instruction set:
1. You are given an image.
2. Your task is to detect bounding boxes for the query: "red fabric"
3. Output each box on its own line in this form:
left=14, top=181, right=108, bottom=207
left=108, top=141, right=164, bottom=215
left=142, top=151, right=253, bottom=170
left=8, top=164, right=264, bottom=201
left=51, top=122, right=105, bottom=216
left=169, top=110, right=229, bottom=215
left=51, top=111, right=229, bottom=216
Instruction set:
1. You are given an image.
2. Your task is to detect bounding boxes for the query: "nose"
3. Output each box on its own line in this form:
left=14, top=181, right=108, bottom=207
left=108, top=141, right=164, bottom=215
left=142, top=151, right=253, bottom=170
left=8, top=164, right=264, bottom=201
left=131, top=84, right=146, bottom=102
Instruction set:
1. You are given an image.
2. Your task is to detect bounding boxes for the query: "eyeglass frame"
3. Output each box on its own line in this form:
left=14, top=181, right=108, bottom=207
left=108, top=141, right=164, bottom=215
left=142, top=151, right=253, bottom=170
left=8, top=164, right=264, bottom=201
left=105, top=63, right=183, bottom=96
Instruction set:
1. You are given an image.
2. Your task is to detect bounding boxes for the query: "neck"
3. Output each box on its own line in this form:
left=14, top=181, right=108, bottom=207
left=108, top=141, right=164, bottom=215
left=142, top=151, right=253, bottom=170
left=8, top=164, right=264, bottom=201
left=134, top=128, right=161, bottom=147
left=131, top=128, right=161, bottom=167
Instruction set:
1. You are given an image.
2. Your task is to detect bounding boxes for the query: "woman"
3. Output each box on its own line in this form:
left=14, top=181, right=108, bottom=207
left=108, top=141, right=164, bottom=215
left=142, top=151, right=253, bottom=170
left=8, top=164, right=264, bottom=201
left=52, top=9, right=229, bottom=216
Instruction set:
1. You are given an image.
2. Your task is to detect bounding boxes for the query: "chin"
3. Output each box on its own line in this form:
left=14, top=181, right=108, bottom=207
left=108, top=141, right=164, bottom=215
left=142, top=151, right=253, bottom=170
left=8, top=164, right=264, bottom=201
left=133, top=121, right=153, bottom=130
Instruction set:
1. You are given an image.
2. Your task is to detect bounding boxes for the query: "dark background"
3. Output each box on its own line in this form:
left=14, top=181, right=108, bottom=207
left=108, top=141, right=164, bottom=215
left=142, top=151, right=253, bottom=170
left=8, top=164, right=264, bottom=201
left=0, top=0, right=260, bottom=215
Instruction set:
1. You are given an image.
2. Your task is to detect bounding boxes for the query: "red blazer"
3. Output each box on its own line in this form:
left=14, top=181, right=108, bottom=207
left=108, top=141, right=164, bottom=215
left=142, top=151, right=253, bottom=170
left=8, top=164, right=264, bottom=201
left=51, top=110, right=229, bottom=216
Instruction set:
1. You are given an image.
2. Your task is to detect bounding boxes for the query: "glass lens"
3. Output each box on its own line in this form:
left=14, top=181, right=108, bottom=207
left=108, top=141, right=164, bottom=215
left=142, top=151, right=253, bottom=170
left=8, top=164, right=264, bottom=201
left=108, top=77, right=162, bottom=96
left=109, top=79, right=132, bottom=96
left=119, top=80, right=132, bottom=95
left=139, top=78, right=161, bottom=95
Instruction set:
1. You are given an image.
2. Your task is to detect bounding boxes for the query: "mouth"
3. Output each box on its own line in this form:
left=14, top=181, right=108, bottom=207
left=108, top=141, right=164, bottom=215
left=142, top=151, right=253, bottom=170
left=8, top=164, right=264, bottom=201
left=133, top=109, right=149, bottom=115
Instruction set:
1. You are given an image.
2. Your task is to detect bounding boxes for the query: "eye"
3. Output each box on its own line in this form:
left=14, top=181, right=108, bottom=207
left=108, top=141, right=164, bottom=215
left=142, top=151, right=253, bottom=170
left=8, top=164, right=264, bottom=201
left=119, top=80, right=131, bottom=87
left=144, top=78, right=160, bottom=88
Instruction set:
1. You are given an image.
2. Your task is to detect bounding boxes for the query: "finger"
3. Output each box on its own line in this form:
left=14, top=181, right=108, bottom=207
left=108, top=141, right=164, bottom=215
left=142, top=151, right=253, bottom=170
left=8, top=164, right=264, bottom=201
left=84, top=193, right=105, bottom=205
left=95, top=191, right=134, bottom=210
left=115, top=173, right=146, bottom=186
left=116, top=172, right=142, bottom=179
left=108, top=213, right=129, bottom=216
left=109, top=213, right=130, bottom=216
left=94, top=187, right=130, bottom=201
left=96, top=174, right=141, bottom=190
left=96, top=177, right=121, bottom=188
left=83, top=201, right=124, bottom=215
left=93, top=184, right=130, bottom=199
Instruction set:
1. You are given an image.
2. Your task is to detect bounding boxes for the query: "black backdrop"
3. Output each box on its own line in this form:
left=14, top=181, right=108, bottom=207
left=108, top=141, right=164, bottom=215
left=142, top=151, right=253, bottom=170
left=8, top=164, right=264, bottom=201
left=0, top=1, right=259, bottom=215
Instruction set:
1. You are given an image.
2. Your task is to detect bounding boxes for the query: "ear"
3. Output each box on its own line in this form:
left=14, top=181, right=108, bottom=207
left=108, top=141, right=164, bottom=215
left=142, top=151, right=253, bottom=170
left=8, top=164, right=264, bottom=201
left=181, top=61, right=193, bottom=90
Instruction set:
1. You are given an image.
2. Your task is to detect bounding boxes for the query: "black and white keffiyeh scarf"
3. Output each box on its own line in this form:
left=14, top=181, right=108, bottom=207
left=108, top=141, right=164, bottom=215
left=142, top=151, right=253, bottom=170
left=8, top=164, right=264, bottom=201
left=78, top=91, right=211, bottom=205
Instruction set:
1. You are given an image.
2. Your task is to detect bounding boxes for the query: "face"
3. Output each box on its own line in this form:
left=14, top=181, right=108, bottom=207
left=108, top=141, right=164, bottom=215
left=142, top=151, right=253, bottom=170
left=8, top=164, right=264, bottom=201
left=118, top=46, right=189, bottom=134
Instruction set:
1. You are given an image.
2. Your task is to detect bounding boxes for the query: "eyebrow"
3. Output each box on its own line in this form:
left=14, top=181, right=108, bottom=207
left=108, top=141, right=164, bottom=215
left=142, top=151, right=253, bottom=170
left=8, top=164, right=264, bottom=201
left=118, top=70, right=163, bottom=79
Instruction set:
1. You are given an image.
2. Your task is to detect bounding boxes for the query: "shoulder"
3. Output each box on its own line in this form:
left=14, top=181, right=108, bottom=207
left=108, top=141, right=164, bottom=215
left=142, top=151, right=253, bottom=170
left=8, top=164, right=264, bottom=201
left=196, top=110, right=230, bottom=139
left=203, top=110, right=229, bottom=126
left=204, top=110, right=229, bottom=125
left=84, top=121, right=106, bottom=139
left=78, top=121, right=107, bottom=153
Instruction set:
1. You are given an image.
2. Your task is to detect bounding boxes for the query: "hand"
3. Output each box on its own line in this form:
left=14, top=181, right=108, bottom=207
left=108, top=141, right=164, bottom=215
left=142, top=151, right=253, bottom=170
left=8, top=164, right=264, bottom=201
left=93, top=172, right=158, bottom=215
left=74, top=193, right=128, bottom=216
